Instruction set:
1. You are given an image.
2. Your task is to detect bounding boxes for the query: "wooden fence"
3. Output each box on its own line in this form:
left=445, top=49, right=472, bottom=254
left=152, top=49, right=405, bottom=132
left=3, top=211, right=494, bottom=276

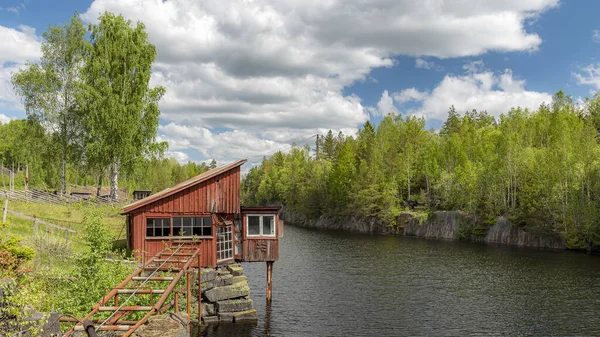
left=2, top=201, right=76, bottom=244
left=0, top=189, right=125, bottom=207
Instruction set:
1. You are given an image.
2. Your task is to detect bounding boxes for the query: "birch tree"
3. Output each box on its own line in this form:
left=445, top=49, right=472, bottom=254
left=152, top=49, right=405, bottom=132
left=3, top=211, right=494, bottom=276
left=11, top=13, right=88, bottom=194
left=80, top=12, right=165, bottom=199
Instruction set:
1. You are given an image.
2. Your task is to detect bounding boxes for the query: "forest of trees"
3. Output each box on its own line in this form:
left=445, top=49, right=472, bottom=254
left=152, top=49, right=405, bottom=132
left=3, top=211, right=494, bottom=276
left=0, top=12, right=215, bottom=197
left=0, top=117, right=214, bottom=194
left=242, top=91, right=600, bottom=250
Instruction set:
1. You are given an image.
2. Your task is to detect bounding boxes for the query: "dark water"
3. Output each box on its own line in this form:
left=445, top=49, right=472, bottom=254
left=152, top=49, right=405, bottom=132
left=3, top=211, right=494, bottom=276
left=199, top=225, right=600, bottom=336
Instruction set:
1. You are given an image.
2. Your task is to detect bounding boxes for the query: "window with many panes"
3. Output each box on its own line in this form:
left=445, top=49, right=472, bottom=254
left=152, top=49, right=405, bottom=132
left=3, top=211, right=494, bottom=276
left=172, top=216, right=212, bottom=237
left=246, top=215, right=275, bottom=237
left=216, top=225, right=233, bottom=261
left=146, top=218, right=171, bottom=237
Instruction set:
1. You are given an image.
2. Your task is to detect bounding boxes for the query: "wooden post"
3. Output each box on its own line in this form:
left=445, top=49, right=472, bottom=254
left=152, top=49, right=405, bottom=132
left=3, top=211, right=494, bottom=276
left=266, top=261, right=273, bottom=304
left=33, top=219, right=38, bottom=234
left=197, top=255, right=202, bottom=324
left=2, top=199, right=7, bottom=223
left=186, top=271, right=191, bottom=333
left=65, top=229, right=69, bottom=244
left=174, top=291, right=179, bottom=313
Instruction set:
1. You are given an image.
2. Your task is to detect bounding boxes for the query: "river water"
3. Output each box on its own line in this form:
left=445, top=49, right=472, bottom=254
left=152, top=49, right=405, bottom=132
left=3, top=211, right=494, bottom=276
left=199, top=225, right=600, bottom=336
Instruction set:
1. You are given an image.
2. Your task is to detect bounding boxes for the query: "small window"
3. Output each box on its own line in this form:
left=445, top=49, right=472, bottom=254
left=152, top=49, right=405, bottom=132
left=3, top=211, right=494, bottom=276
left=146, top=218, right=171, bottom=237
left=248, top=216, right=260, bottom=235
left=172, top=216, right=212, bottom=237
left=246, top=215, right=276, bottom=237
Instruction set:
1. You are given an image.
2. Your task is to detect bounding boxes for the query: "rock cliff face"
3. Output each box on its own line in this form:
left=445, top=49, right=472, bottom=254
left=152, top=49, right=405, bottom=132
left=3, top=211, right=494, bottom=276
left=281, top=207, right=566, bottom=250
left=280, top=207, right=393, bottom=234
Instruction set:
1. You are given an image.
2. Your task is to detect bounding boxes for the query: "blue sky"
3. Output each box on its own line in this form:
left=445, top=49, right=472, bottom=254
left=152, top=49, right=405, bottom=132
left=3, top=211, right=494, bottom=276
left=2, top=0, right=600, bottom=164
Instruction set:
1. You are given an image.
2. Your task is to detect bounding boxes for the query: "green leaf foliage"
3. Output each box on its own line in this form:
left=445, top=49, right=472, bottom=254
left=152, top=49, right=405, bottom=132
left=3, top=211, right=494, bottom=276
left=243, top=91, right=600, bottom=250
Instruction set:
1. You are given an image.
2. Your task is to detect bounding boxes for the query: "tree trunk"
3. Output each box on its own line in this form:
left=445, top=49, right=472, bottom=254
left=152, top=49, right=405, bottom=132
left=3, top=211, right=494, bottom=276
left=96, top=174, right=103, bottom=197
left=109, top=159, right=119, bottom=200
left=61, top=151, right=67, bottom=196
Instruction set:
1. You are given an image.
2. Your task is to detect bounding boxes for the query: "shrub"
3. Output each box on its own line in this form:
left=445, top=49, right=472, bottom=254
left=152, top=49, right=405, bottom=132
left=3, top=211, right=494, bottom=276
left=0, top=236, right=35, bottom=262
left=0, top=250, right=23, bottom=273
left=30, top=233, right=71, bottom=259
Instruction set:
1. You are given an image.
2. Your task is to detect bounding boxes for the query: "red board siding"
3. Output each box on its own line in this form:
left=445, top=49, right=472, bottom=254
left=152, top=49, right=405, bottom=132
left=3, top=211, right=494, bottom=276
left=128, top=167, right=241, bottom=267
left=137, top=167, right=241, bottom=215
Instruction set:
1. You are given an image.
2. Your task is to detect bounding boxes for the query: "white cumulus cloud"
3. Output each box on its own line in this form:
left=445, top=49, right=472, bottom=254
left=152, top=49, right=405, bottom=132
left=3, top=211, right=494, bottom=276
left=394, top=64, right=551, bottom=120
left=0, top=114, right=12, bottom=124
left=0, top=24, right=41, bottom=111
left=573, top=64, right=600, bottom=90
left=80, top=0, right=559, bottom=161
left=415, top=58, right=441, bottom=71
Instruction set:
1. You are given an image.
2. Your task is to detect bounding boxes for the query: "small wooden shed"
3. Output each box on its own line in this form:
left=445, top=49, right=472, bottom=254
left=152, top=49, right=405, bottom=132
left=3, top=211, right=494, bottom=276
left=122, top=159, right=283, bottom=269
left=132, top=190, right=152, bottom=201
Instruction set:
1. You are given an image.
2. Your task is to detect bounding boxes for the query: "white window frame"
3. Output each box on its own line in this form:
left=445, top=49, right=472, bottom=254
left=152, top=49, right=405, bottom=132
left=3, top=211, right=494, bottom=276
left=246, top=214, right=276, bottom=237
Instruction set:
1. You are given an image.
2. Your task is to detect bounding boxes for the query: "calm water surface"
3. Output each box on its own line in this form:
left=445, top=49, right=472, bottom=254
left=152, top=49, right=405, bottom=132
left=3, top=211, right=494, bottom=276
left=198, top=225, right=600, bottom=336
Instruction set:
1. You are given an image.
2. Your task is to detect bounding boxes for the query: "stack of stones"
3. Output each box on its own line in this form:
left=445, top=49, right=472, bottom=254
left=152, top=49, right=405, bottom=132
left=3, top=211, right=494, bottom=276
left=198, top=263, right=258, bottom=324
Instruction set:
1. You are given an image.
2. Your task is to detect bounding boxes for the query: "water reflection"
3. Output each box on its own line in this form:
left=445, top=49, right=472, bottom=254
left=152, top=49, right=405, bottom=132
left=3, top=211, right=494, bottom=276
left=197, top=225, right=600, bottom=336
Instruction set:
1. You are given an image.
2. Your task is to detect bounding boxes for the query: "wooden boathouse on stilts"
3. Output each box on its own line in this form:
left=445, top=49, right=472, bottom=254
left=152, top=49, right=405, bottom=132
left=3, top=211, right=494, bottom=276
left=122, top=159, right=283, bottom=285
left=62, top=159, right=282, bottom=336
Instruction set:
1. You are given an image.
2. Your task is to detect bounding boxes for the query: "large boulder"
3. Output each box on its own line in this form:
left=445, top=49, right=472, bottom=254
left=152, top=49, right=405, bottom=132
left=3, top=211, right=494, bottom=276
left=204, top=282, right=250, bottom=302
left=226, top=264, right=244, bottom=276
left=217, top=310, right=258, bottom=322
left=217, top=298, right=254, bottom=313
left=231, top=275, right=247, bottom=284
left=202, top=302, right=215, bottom=317
left=214, top=274, right=233, bottom=287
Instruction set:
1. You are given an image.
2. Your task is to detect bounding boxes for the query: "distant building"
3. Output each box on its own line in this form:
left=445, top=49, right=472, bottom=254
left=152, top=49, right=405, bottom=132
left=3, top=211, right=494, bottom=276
left=132, top=190, right=152, bottom=201
left=70, top=192, right=92, bottom=199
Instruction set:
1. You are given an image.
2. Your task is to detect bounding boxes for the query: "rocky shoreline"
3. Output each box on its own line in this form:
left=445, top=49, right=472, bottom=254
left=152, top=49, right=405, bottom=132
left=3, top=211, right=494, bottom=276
left=281, top=207, right=566, bottom=250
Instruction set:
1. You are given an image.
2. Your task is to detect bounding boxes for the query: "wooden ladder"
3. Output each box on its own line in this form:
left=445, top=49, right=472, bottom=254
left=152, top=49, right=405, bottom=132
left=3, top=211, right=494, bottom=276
left=62, top=241, right=201, bottom=336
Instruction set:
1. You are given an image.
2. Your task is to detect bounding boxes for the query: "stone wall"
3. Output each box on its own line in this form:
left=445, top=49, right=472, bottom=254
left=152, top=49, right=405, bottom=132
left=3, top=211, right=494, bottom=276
left=197, top=263, right=258, bottom=324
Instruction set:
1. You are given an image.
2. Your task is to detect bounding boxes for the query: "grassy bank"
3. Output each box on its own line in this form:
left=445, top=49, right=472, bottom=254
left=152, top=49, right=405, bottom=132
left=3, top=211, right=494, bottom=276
left=2, top=199, right=125, bottom=254
left=1, top=199, right=136, bottom=336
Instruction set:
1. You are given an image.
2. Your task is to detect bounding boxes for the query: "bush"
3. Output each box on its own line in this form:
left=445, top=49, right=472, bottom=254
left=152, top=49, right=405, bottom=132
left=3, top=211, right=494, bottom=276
left=0, top=236, right=35, bottom=262
left=30, top=233, right=71, bottom=259
left=0, top=251, right=23, bottom=273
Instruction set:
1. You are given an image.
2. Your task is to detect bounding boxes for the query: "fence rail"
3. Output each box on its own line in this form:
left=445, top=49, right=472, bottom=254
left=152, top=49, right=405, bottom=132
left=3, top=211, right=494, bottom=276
left=3, top=205, right=76, bottom=244
left=0, top=189, right=127, bottom=207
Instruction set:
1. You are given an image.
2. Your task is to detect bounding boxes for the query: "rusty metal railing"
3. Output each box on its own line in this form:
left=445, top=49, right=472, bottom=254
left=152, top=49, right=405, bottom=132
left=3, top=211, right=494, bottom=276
left=61, top=241, right=201, bottom=336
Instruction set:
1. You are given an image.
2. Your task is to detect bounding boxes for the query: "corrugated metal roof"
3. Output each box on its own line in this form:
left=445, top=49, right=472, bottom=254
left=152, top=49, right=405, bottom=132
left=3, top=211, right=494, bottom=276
left=123, top=159, right=247, bottom=213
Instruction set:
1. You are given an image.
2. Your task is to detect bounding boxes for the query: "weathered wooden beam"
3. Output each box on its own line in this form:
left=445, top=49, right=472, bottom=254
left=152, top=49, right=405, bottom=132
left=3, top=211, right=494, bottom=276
left=266, top=261, right=273, bottom=304
left=7, top=210, right=76, bottom=233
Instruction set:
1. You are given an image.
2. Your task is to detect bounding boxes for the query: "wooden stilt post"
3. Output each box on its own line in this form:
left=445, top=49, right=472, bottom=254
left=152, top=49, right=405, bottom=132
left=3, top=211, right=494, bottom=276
left=266, top=261, right=273, bottom=304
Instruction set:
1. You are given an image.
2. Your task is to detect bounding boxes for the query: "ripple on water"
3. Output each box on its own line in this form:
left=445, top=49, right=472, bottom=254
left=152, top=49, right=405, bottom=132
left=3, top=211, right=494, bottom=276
left=196, top=225, right=600, bottom=337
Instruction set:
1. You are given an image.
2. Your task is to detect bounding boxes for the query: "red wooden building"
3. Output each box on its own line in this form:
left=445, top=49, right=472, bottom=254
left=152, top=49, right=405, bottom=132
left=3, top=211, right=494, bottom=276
left=122, top=159, right=283, bottom=268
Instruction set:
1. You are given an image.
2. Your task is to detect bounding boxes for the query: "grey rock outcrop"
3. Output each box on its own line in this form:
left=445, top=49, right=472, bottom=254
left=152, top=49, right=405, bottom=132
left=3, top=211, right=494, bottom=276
left=282, top=206, right=567, bottom=250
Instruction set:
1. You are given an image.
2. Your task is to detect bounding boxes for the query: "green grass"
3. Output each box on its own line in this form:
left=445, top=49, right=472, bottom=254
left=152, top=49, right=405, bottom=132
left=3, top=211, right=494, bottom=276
left=1, top=198, right=127, bottom=269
